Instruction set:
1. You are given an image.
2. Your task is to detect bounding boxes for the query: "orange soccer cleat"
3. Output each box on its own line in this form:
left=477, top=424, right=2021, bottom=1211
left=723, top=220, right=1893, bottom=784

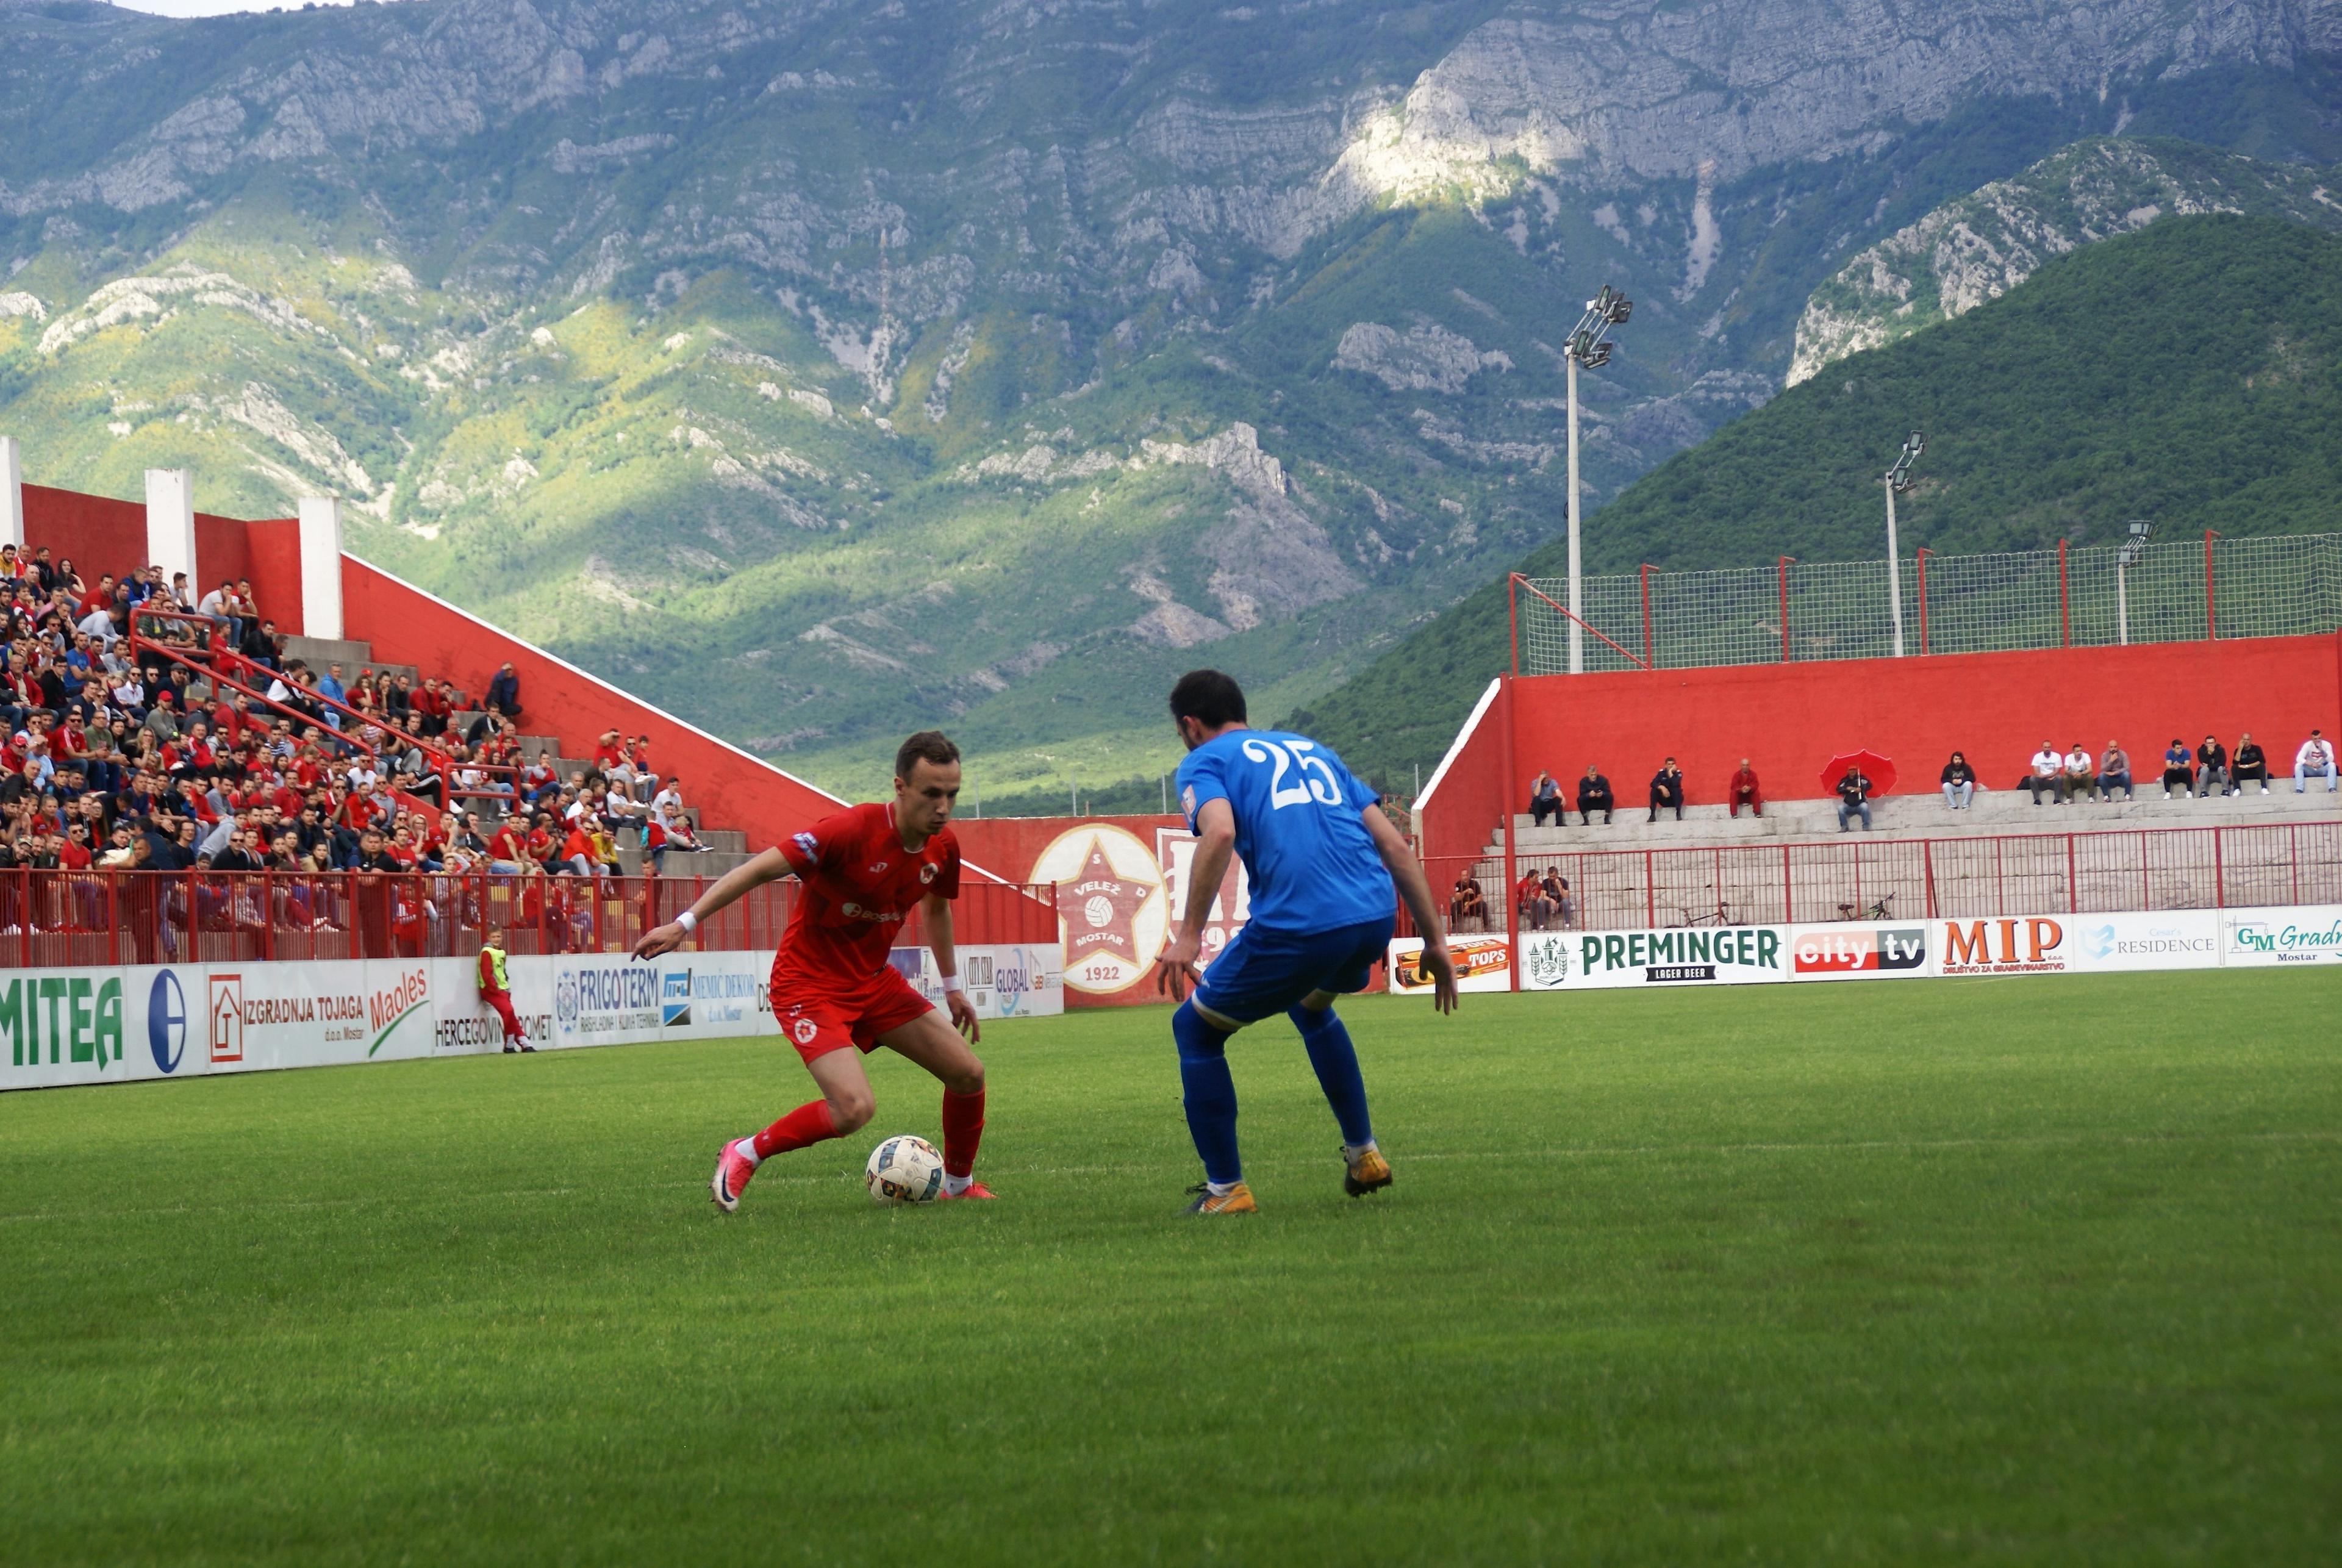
left=1183, top=1182, right=1257, bottom=1215
left=710, top=1140, right=757, bottom=1214
left=942, top=1181, right=997, bottom=1200
left=1342, top=1145, right=1393, bottom=1198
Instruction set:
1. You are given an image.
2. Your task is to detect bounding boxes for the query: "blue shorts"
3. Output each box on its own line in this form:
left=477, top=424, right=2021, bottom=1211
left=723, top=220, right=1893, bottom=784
left=1192, top=914, right=1395, bottom=1028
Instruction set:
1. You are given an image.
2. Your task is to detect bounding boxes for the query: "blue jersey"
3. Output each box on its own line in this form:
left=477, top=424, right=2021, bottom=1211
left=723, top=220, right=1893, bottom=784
left=1176, top=728, right=1393, bottom=934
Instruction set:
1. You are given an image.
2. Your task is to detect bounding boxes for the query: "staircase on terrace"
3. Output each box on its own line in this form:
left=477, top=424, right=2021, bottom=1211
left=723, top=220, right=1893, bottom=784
left=282, top=634, right=756, bottom=876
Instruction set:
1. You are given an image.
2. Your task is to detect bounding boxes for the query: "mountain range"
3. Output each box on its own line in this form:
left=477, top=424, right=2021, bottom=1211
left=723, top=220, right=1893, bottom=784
left=3, top=0, right=2340, bottom=800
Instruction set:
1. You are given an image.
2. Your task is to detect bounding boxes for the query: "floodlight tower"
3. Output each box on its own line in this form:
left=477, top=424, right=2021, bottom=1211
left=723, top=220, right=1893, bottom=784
left=2116, top=519, right=2154, bottom=645
left=1883, top=431, right=1925, bottom=657
left=1563, top=284, right=1631, bottom=674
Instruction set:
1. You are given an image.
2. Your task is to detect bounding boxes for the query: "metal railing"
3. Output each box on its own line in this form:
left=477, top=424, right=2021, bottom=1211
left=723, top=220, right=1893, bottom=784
left=1515, top=533, right=2342, bottom=675
left=0, top=870, right=1060, bottom=968
left=1412, top=820, right=2342, bottom=938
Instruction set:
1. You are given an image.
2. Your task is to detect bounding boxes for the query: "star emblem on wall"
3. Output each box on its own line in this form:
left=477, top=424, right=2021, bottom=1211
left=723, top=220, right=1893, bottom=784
left=1057, top=837, right=1155, bottom=965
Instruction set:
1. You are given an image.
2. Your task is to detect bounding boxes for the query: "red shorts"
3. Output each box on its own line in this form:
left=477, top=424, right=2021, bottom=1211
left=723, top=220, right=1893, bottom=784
left=769, top=964, right=934, bottom=1065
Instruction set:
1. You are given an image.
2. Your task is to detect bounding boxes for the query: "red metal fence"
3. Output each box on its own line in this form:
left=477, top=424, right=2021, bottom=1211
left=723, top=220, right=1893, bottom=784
left=0, top=870, right=1059, bottom=969
left=1411, top=822, right=2342, bottom=939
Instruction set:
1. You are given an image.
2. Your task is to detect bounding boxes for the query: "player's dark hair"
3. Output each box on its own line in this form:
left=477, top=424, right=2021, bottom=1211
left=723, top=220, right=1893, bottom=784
left=1169, top=669, right=1247, bottom=728
left=895, top=729, right=961, bottom=781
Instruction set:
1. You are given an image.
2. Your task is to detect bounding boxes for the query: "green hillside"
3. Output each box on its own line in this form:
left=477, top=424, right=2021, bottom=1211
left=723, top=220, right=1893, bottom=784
left=1298, top=214, right=2342, bottom=785
left=2, top=0, right=2339, bottom=800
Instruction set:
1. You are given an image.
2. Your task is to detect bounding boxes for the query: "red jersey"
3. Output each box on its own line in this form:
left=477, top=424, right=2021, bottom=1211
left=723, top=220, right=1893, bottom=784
left=773, top=802, right=960, bottom=987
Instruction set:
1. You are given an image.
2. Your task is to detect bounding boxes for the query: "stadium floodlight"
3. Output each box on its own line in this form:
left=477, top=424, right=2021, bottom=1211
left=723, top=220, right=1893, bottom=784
left=1882, top=431, right=1925, bottom=656
left=2117, top=519, right=2155, bottom=643
left=1563, top=284, right=1631, bottom=673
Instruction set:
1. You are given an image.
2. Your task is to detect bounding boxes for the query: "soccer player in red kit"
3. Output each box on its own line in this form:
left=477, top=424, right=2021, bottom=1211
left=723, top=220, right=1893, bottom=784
left=631, top=731, right=991, bottom=1210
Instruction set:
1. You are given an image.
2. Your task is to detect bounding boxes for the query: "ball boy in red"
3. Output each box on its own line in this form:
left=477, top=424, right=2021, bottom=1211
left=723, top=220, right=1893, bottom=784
left=631, top=731, right=990, bottom=1211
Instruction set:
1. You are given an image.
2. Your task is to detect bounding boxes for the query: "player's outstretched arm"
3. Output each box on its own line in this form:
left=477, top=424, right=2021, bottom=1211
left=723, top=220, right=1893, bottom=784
left=1154, top=798, right=1235, bottom=1000
left=630, top=845, right=796, bottom=959
left=920, top=892, right=981, bottom=1041
left=1363, top=807, right=1459, bottom=1015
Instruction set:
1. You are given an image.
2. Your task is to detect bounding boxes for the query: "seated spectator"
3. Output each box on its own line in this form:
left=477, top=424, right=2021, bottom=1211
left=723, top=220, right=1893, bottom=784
left=1541, top=868, right=1575, bottom=931
left=1941, top=750, right=1977, bottom=809
left=2297, top=729, right=2337, bottom=794
left=1727, top=758, right=1762, bottom=818
left=1835, top=764, right=1873, bottom=832
left=1576, top=766, right=1614, bottom=826
left=1526, top=769, right=1563, bottom=828
left=2195, top=734, right=2230, bottom=798
left=2159, top=739, right=2195, bottom=799
left=1514, top=867, right=1553, bottom=931
left=2095, top=741, right=2133, bottom=802
left=2061, top=741, right=2093, bottom=803
left=2027, top=739, right=2064, bottom=804
left=1449, top=873, right=1485, bottom=932
left=2233, top=733, right=2269, bottom=793
left=1646, top=757, right=1685, bottom=823
left=484, top=661, right=522, bottom=720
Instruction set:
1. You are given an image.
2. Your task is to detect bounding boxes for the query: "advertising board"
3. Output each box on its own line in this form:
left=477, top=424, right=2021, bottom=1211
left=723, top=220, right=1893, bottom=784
left=2221, top=904, right=2342, bottom=967
left=5, top=940, right=1064, bottom=1094
left=1386, top=934, right=1514, bottom=994
left=1508, top=925, right=1789, bottom=991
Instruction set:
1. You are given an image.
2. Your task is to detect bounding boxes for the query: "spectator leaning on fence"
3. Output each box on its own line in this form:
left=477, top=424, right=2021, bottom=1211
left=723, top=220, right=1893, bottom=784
left=2195, top=734, right=2230, bottom=798
left=2297, top=729, right=2338, bottom=793
left=2233, top=733, right=2269, bottom=793
left=1577, top=765, right=1614, bottom=826
left=1527, top=768, right=1563, bottom=828
left=1835, top=765, right=1874, bottom=832
left=2160, top=739, right=2195, bottom=799
left=1728, top=757, right=1763, bottom=818
left=1941, top=750, right=1977, bottom=809
left=2028, top=740, right=2064, bottom=804
left=2095, top=741, right=2133, bottom=802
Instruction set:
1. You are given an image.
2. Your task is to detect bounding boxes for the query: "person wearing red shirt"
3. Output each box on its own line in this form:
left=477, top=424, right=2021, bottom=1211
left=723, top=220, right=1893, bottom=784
left=1729, top=758, right=1764, bottom=819
left=1513, top=868, right=1555, bottom=931
left=592, top=729, right=626, bottom=770
left=486, top=820, right=526, bottom=873
left=634, top=731, right=990, bottom=1211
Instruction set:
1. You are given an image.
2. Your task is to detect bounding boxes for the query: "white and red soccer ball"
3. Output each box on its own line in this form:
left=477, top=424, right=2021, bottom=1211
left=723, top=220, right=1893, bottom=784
left=865, top=1135, right=945, bottom=1205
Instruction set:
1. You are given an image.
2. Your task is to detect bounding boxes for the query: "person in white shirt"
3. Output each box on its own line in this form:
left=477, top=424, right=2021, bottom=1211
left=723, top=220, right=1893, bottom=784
left=2027, top=741, right=2064, bottom=804
left=76, top=606, right=116, bottom=643
left=2297, top=729, right=2338, bottom=793
left=2061, top=742, right=2094, bottom=803
left=346, top=760, right=382, bottom=795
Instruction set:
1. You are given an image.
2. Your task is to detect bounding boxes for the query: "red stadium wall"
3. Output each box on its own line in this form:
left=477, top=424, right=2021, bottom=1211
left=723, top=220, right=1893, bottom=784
left=23, top=485, right=305, bottom=631
left=21, top=484, right=144, bottom=586
left=1422, top=634, right=2342, bottom=857
left=341, top=557, right=848, bottom=853
left=952, top=815, right=1191, bottom=1009
left=1416, top=678, right=1508, bottom=863
left=193, top=513, right=304, bottom=631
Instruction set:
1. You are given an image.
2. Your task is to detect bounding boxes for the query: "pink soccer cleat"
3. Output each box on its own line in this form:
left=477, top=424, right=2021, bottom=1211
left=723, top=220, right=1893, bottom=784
left=710, top=1140, right=757, bottom=1213
left=943, top=1180, right=997, bottom=1200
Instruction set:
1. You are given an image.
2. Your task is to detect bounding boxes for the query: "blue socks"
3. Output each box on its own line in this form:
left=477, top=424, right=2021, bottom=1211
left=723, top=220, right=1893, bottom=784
left=1172, top=1001, right=1242, bottom=1186
left=1289, top=1004, right=1373, bottom=1147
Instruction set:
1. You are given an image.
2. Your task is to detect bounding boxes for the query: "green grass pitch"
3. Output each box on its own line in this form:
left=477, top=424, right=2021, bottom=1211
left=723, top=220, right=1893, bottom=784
left=2, top=972, right=2337, bottom=1565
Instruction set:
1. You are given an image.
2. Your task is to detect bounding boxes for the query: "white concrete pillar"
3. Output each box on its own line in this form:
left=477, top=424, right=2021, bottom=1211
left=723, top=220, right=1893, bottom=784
left=144, top=467, right=196, bottom=590
left=0, top=436, right=21, bottom=551
left=297, top=495, right=344, bottom=639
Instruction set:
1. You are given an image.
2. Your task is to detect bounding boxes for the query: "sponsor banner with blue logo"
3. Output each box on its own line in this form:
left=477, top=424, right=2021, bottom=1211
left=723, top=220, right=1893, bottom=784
left=883, top=944, right=1066, bottom=1020
left=1386, top=904, right=2337, bottom=995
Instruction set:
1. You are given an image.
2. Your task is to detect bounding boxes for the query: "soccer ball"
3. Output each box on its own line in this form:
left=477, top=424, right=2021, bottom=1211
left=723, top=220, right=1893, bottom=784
left=865, top=1135, right=945, bottom=1205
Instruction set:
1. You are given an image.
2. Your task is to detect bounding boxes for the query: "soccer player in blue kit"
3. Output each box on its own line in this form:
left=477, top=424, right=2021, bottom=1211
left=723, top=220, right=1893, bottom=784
left=1151, top=669, right=1459, bottom=1214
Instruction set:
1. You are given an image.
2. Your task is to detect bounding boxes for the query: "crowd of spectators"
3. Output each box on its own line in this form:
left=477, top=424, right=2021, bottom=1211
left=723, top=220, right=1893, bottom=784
left=0, top=546, right=708, bottom=919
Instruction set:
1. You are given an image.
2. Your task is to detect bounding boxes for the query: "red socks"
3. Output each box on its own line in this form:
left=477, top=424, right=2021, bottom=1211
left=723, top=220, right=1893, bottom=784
left=748, top=1100, right=840, bottom=1163
left=941, top=1086, right=986, bottom=1178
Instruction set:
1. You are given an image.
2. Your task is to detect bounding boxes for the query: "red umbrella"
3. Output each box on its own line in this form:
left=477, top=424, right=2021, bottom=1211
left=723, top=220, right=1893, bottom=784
left=1821, top=750, right=1896, bottom=796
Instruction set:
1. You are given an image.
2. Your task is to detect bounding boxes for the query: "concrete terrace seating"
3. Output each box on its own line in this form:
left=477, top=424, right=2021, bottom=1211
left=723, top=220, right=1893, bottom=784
left=1470, top=786, right=2342, bottom=931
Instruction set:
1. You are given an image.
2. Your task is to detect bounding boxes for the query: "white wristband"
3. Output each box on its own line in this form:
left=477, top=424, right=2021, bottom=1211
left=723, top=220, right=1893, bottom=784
left=675, top=909, right=698, bottom=933
left=940, top=973, right=964, bottom=995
